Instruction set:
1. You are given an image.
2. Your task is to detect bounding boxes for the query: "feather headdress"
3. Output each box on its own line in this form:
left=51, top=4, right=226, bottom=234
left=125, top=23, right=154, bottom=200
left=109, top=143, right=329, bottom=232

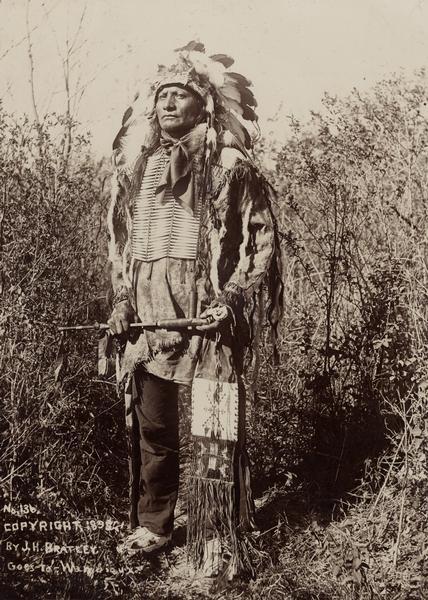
left=113, top=41, right=260, bottom=170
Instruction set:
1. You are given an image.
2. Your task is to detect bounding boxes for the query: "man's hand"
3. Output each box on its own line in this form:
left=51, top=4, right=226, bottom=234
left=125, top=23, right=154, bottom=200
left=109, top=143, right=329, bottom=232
left=107, top=300, right=138, bottom=336
left=197, top=304, right=233, bottom=332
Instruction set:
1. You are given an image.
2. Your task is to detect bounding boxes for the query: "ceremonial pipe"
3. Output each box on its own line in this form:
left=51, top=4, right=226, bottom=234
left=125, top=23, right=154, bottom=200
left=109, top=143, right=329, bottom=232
left=58, top=317, right=209, bottom=333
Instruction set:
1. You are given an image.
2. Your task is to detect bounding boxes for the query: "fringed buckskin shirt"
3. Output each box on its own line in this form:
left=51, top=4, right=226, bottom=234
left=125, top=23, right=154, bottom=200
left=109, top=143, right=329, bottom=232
left=108, top=123, right=280, bottom=386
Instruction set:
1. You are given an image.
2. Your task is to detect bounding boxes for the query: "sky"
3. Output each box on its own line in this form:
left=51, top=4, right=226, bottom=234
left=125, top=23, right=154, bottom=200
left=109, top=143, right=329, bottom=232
left=0, top=0, right=427, bottom=156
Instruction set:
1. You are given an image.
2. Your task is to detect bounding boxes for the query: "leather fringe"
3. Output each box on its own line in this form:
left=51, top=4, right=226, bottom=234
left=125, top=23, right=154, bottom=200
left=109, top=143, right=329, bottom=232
left=187, top=476, right=255, bottom=580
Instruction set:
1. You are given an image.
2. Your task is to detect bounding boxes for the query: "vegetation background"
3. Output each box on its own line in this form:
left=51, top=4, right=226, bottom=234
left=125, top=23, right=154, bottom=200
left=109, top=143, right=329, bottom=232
left=0, top=66, right=427, bottom=599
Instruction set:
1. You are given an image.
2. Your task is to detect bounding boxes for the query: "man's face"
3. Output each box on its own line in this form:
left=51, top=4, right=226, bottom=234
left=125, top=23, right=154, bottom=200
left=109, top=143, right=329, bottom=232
left=155, top=85, right=202, bottom=137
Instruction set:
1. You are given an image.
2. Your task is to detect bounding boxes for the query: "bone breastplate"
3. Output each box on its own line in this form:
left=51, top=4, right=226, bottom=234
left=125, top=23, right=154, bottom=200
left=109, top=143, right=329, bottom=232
left=131, top=147, right=200, bottom=261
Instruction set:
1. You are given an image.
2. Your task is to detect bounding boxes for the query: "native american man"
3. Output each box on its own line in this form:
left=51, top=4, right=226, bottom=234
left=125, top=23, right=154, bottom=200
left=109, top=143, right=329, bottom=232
left=107, top=42, right=282, bottom=578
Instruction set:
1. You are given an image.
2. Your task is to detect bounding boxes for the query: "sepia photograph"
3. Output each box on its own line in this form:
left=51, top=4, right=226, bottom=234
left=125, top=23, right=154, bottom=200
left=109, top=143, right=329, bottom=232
left=0, top=1, right=427, bottom=598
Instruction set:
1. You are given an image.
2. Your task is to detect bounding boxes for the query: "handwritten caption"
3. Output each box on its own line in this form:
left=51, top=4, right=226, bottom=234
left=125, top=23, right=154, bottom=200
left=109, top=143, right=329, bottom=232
left=1, top=501, right=141, bottom=577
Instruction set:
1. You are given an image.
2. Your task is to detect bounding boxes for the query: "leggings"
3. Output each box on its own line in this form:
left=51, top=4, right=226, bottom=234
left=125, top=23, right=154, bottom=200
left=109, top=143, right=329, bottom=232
left=132, top=370, right=179, bottom=536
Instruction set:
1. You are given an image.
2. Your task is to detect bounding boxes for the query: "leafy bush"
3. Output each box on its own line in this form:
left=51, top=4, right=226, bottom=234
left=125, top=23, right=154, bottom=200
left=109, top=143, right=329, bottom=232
left=248, top=70, right=428, bottom=598
left=0, top=108, right=130, bottom=598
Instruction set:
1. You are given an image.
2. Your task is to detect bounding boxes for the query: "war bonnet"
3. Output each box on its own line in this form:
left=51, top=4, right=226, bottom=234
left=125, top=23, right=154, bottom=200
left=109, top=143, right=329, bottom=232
left=113, top=41, right=260, bottom=170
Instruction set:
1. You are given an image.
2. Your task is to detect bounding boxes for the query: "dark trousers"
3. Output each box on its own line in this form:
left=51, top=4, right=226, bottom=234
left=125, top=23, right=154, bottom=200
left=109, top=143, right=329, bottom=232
left=133, top=371, right=179, bottom=536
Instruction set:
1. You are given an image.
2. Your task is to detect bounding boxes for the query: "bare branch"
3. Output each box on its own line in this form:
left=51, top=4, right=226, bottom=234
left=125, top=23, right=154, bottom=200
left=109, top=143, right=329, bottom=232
left=25, top=0, right=40, bottom=126
left=0, top=0, right=62, bottom=63
left=68, top=3, right=87, bottom=55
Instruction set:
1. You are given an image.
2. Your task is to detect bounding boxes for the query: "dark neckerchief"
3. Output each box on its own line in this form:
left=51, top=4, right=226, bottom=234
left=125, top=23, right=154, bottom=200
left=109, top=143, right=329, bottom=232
left=156, top=123, right=207, bottom=215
